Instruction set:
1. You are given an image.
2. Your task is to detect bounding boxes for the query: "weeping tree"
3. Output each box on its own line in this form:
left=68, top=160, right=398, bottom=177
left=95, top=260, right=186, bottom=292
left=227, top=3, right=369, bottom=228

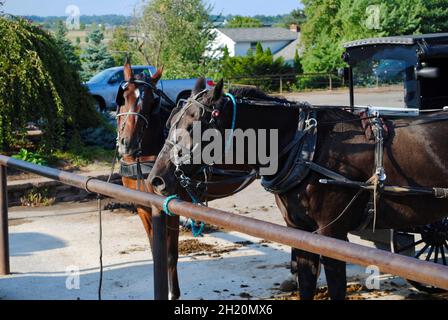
left=0, top=16, right=99, bottom=152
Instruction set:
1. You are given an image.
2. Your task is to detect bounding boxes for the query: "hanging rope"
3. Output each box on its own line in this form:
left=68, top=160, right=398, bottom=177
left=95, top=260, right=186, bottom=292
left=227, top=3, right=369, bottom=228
left=96, top=146, right=118, bottom=301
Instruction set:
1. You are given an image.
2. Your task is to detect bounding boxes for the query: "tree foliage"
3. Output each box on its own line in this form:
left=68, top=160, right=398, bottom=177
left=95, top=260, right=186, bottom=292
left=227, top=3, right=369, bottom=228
left=80, top=25, right=114, bottom=81
left=217, top=43, right=294, bottom=91
left=54, top=20, right=82, bottom=72
left=281, top=9, right=307, bottom=28
left=225, top=16, right=263, bottom=28
left=137, top=0, right=215, bottom=78
left=0, top=17, right=98, bottom=151
left=420, top=0, right=448, bottom=33
left=109, top=26, right=143, bottom=66
left=300, top=0, right=448, bottom=73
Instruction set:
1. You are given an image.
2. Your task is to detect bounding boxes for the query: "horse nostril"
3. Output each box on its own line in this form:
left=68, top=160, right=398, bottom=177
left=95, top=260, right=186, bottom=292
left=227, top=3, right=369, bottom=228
left=151, top=176, right=166, bottom=191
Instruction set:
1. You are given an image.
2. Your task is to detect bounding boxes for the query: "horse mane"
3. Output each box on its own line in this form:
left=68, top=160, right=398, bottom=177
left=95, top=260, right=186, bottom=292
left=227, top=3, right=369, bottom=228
left=229, top=87, right=290, bottom=104
left=228, top=87, right=357, bottom=123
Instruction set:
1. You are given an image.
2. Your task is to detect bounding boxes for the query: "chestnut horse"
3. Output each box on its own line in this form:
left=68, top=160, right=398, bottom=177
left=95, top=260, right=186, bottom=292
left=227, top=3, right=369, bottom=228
left=149, top=78, right=448, bottom=300
left=116, top=63, right=256, bottom=299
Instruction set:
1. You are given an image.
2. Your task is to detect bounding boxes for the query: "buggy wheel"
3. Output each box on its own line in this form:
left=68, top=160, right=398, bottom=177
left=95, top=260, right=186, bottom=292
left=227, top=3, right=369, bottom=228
left=391, top=218, right=448, bottom=293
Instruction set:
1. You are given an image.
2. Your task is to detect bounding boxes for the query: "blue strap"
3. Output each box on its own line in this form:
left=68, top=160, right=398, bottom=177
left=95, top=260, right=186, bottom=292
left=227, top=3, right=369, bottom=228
left=185, top=190, right=205, bottom=237
left=164, top=192, right=205, bottom=237
left=163, top=195, right=179, bottom=217
left=191, top=220, right=205, bottom=238
left=225, top=93, right=237, bottom=153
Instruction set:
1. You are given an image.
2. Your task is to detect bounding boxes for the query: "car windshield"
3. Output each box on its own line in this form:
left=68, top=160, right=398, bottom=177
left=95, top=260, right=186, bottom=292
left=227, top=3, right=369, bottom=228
left=87, top=69, right=116, bottom=84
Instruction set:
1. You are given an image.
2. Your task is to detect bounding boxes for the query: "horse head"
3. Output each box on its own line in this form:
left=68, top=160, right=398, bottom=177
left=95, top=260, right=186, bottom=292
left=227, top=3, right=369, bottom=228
left=149, top=77, right=232, bottom=196
left=116, top=60, right=163, bottom=158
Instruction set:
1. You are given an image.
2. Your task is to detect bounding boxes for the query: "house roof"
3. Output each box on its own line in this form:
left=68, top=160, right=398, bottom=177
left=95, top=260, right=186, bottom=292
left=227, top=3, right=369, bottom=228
left=274, top=34, right=302, bottom=62
left=217, top=27, right=299, bottom=42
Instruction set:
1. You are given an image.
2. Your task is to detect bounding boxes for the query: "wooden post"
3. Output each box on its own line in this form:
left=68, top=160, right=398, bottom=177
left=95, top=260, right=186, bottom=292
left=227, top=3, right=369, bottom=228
left=0, top=165, right=10, bottom=275
left=280, top=76, right=283, bottom=94
left=329, top=74, right=333, bottom=91
left=152, top=206, right=168, bottom=300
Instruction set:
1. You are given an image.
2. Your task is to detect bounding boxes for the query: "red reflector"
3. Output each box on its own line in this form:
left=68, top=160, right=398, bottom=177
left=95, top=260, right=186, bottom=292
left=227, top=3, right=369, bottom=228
left=207, top=80, right=216, bottom=87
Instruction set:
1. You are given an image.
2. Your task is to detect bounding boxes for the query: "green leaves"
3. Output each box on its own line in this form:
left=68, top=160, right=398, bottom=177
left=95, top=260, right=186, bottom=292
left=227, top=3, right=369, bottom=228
left=12, top=149, right=48, bottom=166
left=138, top=0, right=215, bottom=79
left=80, top=26, right=114, bottom=81
left=300, top=0, right=445, bottom=73
left=0, top=16, right=98, bottom=152
left=217, top=42, right=294, bottom=91
left=226, top=16, right=263, bottom=28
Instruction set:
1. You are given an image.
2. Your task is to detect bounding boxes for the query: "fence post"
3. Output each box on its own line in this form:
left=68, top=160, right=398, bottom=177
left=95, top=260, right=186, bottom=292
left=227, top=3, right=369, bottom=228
left=329, top=74, right=333, bottom=91
left=152, top=205, right=168, bottom=300
left=0, top=165, right=10, bottom=275
left=279, top=76, right=283, bottom=94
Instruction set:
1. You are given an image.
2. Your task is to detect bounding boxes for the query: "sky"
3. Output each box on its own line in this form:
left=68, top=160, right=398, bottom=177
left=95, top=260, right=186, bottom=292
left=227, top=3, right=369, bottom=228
left=2, top=0, right=302, bottom=17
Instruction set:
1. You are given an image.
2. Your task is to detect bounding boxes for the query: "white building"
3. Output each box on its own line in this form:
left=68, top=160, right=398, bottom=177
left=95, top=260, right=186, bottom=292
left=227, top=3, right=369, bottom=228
left=209, top=26, right=301, bottom=65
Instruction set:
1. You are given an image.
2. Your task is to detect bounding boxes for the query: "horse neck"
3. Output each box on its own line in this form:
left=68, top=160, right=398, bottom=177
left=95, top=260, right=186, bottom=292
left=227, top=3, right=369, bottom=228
left=140, top=114, right=165, bottom=157
left=218, top=103, right=301, bottom=170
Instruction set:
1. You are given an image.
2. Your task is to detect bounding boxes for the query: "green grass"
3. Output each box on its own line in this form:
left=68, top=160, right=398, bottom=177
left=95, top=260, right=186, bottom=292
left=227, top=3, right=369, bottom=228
left=50, top=146, right=115, bottom=169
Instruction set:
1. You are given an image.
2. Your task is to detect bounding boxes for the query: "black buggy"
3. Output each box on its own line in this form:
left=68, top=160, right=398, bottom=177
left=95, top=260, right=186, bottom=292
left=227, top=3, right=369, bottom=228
left=340, top=33, right=448, bottom=293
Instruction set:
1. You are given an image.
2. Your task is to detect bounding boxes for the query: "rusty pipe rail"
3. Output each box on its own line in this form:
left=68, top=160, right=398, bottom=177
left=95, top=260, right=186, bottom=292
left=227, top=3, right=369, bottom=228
left=0, top=154, right=447, bottom=295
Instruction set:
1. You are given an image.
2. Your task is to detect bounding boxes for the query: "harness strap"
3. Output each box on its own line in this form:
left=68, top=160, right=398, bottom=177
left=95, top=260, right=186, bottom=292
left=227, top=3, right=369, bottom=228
left=224, top=93, right=238, bottom=153
left=371, top=116, right=386, bottom=232
left=303, top=161, right=352, bottom=183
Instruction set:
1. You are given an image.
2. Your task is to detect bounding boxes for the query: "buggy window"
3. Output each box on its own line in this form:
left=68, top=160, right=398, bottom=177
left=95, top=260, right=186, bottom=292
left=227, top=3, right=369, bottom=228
left=348, top=45, right=419, bottom=108
left=352, top=58, right=416, bottom=108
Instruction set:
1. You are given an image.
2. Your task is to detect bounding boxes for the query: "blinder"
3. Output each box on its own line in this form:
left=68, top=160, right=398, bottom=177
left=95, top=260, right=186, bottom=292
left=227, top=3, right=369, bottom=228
left=115, top=81, right=128, bottom=108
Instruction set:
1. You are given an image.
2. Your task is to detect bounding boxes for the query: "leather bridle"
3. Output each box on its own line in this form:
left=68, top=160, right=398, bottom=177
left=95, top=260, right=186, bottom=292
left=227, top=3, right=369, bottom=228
left=165, top=90, right=258, bottom=201
left=116, top=78, right=176, bottom=157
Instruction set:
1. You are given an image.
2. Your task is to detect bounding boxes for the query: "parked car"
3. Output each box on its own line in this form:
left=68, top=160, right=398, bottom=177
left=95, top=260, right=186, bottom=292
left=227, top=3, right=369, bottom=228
left=85, top=65, right=215, bottom=111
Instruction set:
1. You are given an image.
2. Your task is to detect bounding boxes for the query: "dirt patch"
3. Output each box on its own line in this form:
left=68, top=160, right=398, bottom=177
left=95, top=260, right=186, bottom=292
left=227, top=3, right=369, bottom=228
left=406, top=292, right=448, bottom=300
left=119, top=246, right=148, bottom=255
left=274, top=283, right=448, bottom=301
left=178, top=239, right=243, bottom=257
left=275, top=284, right=368, bottom=300
left=179, top=224, right=225, bottom=236
left=9, top=219, right=32, bottom=227
left=179, top=240, right=216, bottom=255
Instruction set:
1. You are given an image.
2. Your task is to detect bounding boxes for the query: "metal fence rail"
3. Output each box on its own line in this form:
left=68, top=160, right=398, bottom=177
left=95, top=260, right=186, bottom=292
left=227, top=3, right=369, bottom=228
left=1, top=154, right=447, bottom=300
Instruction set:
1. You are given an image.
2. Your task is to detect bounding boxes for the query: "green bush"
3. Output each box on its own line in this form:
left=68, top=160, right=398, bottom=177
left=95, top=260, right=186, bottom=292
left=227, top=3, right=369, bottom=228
left=0, top=16, right=100, bottom=152
left=217, top=43, right=295, bottom=92
left=12, top=148, right=48, bottom=166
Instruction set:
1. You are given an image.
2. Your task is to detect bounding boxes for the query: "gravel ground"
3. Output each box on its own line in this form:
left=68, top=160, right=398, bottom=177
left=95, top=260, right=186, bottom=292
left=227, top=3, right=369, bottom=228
left=1, top=88, right=446, bottom=300
left=0, top=183, right=446, bottom=300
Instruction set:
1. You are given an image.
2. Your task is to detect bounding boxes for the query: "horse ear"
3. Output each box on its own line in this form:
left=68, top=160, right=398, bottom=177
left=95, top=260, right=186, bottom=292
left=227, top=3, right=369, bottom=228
left=192, top=77, right=206, bottom=96
left=151, top=67, right=163, bottom=84
left=212, top=79, right=224, bottom=101
left=124, top=60, right=133, bottom=81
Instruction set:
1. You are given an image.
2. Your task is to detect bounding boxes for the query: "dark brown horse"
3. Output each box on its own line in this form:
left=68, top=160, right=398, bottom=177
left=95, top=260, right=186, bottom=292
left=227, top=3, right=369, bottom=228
left=116, top=64, right=256, bottom=299
left=149, top=78, right=448, bottom=300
